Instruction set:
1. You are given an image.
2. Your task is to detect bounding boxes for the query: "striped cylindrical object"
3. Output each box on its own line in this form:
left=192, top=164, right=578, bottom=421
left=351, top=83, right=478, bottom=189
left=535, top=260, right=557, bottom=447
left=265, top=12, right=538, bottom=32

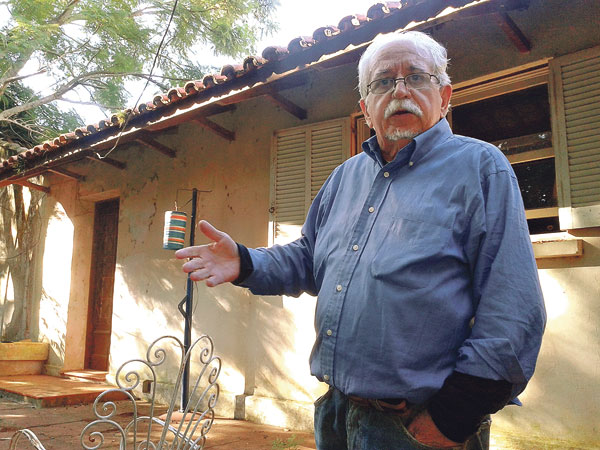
left=163, top=211, right=188, bottom=250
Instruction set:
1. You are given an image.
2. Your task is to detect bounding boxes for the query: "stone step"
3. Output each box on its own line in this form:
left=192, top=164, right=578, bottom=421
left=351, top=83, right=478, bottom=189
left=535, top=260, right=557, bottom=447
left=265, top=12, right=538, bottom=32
left=0, top=374, right=127, bottom=408
left=61, top=369, right=108, bottom=383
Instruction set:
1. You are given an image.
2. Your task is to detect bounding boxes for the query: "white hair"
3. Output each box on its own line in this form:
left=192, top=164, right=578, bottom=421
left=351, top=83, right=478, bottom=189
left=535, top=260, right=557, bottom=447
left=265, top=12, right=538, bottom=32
left=358, top=31, right=451, bottom=99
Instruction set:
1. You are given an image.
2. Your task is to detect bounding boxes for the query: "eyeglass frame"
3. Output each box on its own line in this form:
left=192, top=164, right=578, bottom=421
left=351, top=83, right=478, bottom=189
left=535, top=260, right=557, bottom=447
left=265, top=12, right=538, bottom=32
left=366, top=72, right=441, bottom=95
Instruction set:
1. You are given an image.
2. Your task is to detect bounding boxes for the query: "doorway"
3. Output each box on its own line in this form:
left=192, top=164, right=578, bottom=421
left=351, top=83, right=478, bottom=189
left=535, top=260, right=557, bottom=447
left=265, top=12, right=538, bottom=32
left=85, top=198, right=119, bottom=370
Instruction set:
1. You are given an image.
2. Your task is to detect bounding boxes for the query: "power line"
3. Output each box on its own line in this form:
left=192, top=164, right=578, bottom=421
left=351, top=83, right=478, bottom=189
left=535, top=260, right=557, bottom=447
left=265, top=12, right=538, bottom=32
left=96, top=0, right=181, bottom=160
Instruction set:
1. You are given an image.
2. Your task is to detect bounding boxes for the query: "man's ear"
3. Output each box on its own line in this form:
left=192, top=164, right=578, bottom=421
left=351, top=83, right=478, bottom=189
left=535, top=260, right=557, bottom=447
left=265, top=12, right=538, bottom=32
left=360, top=99, right=373, bottom=128
left=440, top=84, right=452, bottom=118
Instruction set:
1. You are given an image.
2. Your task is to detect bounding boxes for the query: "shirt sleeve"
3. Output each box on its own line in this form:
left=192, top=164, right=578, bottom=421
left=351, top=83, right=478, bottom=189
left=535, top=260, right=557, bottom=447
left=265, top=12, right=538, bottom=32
left=457, top=162, right=546, bottom=396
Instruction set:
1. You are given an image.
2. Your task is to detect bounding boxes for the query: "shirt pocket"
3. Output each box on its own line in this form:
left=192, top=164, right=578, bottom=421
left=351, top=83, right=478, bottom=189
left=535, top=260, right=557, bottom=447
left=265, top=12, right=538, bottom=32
left=370, top=215, right=452, bottom=290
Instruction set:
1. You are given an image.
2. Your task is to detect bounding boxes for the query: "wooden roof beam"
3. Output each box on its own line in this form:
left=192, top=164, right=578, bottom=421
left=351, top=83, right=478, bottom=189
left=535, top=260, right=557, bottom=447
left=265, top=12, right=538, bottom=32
left=135, top=136, right=177, bottom=158
left=192, top=117, right=236, bottom=142
left=265, top=91, right=307, bottom=120
left=47, top=167, right=85, bottom=181
left=14, top=180, right=50, bottom=193
left=494, top=11, right=531, bottom=53
left=86, top=155, right=127, bottom=170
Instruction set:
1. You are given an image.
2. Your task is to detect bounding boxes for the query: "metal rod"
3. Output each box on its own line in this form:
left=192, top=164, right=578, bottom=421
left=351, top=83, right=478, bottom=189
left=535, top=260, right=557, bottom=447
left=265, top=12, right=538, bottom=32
left=182, top=188, right=198, bottom=409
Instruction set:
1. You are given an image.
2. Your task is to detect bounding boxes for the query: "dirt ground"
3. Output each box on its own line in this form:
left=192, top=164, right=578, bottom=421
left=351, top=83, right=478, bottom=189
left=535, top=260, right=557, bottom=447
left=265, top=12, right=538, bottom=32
left=0, top=398, right=316, bottom=450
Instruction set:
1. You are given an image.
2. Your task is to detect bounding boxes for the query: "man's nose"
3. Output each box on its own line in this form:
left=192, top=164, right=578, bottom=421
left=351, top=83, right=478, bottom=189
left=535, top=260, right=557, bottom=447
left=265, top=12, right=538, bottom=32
left=392, top=80, right=411, bottom=98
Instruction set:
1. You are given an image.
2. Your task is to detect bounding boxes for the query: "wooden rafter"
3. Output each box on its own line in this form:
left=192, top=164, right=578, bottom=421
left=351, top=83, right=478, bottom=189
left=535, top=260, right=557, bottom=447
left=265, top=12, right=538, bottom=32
left=47, top=167, right=85, bottom=181
left=265, top=91, right=307, bottom=120
left=135, top=136, right=177, bottom=158
left=192, top=117, right=235, bottom=142
left=494, top=11, right=531, bottom=53
left=14, top=180, right=50, bottom=193
left=85, top=155, right=127, bottom=170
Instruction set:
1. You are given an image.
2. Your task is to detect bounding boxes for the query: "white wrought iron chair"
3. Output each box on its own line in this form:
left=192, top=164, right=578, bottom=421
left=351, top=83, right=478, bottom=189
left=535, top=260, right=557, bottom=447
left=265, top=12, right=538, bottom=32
left=9, top=334, right=221, bottom=450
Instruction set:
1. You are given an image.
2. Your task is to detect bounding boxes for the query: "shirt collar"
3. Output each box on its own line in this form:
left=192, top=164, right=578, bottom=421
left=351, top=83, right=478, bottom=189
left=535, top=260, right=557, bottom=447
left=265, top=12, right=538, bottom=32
left=361, top=118, right=452, bottom=168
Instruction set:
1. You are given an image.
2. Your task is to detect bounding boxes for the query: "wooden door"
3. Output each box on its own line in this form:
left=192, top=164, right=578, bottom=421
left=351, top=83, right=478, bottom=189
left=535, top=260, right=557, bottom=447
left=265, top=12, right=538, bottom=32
left=85, top=199, right=119, bottom=370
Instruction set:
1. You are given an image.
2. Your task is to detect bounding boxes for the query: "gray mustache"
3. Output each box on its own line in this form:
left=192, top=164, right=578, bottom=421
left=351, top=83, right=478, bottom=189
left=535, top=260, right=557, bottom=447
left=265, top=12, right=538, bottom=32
left=384, top=99, right=423, bottom=119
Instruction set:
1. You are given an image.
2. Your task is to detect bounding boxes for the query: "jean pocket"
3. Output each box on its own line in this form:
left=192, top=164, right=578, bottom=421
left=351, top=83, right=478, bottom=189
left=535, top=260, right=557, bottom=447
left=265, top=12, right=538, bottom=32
left=392, top=414, right=463, bottom=450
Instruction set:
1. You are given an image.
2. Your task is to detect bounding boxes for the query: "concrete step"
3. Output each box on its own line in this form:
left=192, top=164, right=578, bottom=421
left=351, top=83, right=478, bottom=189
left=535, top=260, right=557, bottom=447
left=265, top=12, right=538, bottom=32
left=61, top=369, right=108, bottom=383
left=0, top=374, right=127, bottom=408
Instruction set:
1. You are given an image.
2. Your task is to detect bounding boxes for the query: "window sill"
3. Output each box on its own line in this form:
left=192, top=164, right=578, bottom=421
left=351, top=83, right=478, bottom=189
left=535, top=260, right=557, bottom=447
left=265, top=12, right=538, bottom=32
left=530, top=233, right=583, bottom=259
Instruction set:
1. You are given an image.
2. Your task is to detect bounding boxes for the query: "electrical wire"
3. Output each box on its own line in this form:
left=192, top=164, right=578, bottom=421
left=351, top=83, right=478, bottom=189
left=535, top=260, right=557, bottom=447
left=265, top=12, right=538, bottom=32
left=96, top=0, right=181, bottom=160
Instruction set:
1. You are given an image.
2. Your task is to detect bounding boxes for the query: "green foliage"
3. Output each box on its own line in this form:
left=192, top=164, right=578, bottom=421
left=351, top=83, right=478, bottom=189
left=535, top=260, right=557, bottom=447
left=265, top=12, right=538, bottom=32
left=0, top=0, right=279, bottom=130
left=271, top=434, right=301, bottom=450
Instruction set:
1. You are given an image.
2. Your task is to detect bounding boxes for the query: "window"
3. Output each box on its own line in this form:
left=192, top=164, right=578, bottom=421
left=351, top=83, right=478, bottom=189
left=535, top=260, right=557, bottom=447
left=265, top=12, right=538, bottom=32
left=270, top=118, right=350, bottom=245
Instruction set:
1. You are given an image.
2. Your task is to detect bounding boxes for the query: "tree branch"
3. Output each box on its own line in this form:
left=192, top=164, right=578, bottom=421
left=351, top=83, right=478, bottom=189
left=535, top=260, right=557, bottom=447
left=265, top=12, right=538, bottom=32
left=51, top=0, right=81, bottom=26
left=0, top=68, right=48, bottom=97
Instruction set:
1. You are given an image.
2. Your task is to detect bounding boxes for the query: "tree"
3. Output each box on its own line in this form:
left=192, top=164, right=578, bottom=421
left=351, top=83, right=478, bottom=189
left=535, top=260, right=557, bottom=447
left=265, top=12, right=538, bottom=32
left=0, top=0, right=278, bottom=127
left=0, top=0, right=277, bottom=341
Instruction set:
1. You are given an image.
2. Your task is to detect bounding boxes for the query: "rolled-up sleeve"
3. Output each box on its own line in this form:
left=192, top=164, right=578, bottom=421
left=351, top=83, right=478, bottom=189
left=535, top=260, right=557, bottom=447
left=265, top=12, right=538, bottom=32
left=457, top=167, right=546, bottom=395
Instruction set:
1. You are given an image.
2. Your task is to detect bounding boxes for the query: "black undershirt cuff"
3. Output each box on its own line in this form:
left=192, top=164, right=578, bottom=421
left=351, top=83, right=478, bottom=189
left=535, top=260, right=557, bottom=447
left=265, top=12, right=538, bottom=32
left=232, top=243, right=254, bottom=285
left=427, top=371, right=514, bottom=443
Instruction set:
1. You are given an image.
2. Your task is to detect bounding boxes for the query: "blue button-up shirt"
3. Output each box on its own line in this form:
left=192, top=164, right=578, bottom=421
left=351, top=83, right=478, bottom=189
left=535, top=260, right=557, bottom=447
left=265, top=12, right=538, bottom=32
left=241, top=119, right=546, bottom=403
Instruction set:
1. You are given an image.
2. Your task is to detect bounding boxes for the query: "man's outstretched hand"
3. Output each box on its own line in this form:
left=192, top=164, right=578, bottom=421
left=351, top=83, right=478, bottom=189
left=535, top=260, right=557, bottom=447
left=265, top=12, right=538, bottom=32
left=175, top=220, right=240, bottom=287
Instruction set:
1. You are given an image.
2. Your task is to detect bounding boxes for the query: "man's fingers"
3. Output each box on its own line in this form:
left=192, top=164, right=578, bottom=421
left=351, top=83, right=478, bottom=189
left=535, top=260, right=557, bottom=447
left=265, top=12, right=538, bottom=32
left=198, top=220, right=226, bottom=243
left=175, top=246, right=202, bottom=259
left=206, top=274, right=224, bottom=287
left=189, top=267, right=211, bottom=281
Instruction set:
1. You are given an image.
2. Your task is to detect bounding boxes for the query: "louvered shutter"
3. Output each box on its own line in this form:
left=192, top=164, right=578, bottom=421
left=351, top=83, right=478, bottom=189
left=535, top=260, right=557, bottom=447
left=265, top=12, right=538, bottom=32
left=272, top=129, right=308, bottom=244
left=550, top=46, right=600, bottom=229
left=270, top=118, right=350, bottom=245
left=310, top=122, right=345, bottom=200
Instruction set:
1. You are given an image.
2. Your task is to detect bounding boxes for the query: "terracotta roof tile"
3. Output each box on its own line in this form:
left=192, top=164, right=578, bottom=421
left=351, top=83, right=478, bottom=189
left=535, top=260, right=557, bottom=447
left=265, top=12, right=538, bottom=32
left=312, top=26, right=341, bottom=42
left=242, top=56, right=266, bottom=72
left=288, top=36, right=317, bottom=53
left=184, top=80, right=205, bottom=94
left=261, top=45, right=289, bottom=62
left=338, top=14, right=370, bottom=32
left=221, top=64, right=244, bottom=80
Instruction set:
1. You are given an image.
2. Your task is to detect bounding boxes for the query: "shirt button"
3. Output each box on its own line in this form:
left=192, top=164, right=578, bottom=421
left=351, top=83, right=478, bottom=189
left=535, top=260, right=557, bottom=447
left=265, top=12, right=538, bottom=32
left=383, top=171, right=390, bottom=178
left=326, top=329, right=333, bottom=336
left=409, top=161, right=414, bottom=167
left=336, top=285, right=342, bottom=292
left=352, top=244, right=359, bottom=251
left=323, top=374, right=330, bottom=381
left=368, top=206, right=375, bottom=213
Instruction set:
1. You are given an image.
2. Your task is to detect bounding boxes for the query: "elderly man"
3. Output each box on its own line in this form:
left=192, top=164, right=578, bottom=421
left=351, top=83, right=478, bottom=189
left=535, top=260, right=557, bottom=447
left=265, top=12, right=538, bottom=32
left=176, top=31, right=545, bottom=450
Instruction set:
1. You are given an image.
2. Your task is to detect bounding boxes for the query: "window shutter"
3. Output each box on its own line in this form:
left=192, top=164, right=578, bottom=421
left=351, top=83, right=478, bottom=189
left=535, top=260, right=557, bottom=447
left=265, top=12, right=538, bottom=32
left=310, top=122, right=346, bottom=200
left=272, top=129, right=308, bottom=244
left=550, top=46, right=600, bottom=229
left=271, top=118, right=350, bottom=245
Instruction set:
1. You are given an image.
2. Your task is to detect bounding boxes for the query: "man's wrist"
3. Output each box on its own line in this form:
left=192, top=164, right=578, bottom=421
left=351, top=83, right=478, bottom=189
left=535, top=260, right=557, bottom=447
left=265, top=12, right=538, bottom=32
left=427, top=371, right=513, bottom=442
left=232, top=243, right=253, bottom=285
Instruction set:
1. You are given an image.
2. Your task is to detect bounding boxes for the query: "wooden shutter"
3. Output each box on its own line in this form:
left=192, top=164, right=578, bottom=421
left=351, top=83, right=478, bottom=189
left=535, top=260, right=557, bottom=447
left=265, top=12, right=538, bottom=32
left=271, top=118, right=350, bottom=245
left=271, top=129, right=307, bottom=244
left=550, top=46, right=600, bottom=229
left=310, top=122, right=346, bottom=200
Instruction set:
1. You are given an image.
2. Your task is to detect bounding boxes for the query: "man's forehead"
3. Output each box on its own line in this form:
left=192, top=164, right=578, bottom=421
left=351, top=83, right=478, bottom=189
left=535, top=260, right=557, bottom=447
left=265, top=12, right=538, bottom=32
left=368, top=40, right=433, bottom=76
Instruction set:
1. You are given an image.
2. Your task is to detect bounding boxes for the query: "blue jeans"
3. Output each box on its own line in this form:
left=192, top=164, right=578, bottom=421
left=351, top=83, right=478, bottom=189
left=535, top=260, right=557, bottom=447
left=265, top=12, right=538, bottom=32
left=314, top=387, right=489, bottom=450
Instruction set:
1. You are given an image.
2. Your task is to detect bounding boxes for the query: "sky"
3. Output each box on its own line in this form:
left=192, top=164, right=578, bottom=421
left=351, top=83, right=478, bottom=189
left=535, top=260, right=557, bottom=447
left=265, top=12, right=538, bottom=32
left=64, top=0, right=378, bottom=124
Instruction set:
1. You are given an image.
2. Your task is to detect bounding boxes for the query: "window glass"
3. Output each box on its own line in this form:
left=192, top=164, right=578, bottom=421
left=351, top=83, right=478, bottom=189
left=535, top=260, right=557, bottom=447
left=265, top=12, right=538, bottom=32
left=451, top=85, right=550, bottom=144
left=512, top=158, right=558, bottom=209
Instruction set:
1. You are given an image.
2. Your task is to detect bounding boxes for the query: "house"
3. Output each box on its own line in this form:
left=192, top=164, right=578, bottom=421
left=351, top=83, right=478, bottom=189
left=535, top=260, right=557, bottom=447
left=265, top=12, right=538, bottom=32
left=0, top=0, right=599, bottom=447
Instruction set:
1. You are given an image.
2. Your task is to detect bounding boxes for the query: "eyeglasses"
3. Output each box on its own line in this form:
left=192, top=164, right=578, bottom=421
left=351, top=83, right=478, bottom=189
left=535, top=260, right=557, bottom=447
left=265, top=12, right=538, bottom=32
left=367, top=72, right=441, bottom=95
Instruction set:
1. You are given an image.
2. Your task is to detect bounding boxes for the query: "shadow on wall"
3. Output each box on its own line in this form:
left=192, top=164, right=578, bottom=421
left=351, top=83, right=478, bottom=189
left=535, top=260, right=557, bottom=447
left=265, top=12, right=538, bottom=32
left=112, top=253, right=319, bottom=411
left=494, top=267, right=600, bottom=446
